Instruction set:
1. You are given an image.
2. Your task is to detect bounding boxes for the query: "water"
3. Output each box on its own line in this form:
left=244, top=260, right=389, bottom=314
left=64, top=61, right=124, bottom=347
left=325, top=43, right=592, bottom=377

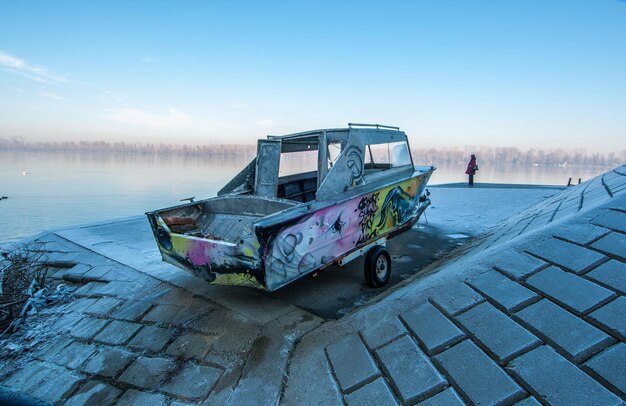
left=0, top=151, right=612, bottom=243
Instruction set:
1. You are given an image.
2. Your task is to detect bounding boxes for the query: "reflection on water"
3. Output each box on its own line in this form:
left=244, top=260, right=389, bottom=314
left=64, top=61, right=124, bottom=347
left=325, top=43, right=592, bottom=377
left=0, top=151, right=613, bottom=243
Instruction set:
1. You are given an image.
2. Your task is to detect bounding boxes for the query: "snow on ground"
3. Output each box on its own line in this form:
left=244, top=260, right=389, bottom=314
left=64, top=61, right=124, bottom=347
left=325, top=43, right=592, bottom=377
left=422, top=184, right=561, bottom=236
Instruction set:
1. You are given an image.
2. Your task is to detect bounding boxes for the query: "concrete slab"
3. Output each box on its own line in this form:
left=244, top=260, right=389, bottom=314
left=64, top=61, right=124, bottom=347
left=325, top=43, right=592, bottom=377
left=456, top=302, right=540, bottom=364
left=93, top=320, right=142, bottom=346
left=81, top=347, right=135, bottom=378
left=416, top=388, right=464, bottom=406
left=118, top=356, right=176, bottom=390
left=376, top=335, right=447, bottom=404
left=490, top=249, right=548, bottom=281
left=161, top=362, right=222, bottom=400
left=591, top=232, right=626, bottom=261
left=585, top=260, right=626, bottom=295
left=526, top=266, right=616, bottom=315
left=526, top=237, right=607, bottom=275
left=429, top=282, right=485, bottom=317
left=344, top=377, right=399, bottom=406
left=116, top=389, right=167, bottom=406
left=434, top=340, right=524, bottom=405
left=325, top=333, right=380, bottom=393
left=400, top=302, right=465, bottom=356
left=514, top=299, right=614, bottom=363
left=468, top=270, right=539, bottom=313
left=508, top=346, right=622, bottom=406
left=65, top=381, right=121, bottom=406
left=592, top=209, right=626, bottom=233
left=587, top=297, right=626, bottom=341
left=584, top=343, right=626, bottom=396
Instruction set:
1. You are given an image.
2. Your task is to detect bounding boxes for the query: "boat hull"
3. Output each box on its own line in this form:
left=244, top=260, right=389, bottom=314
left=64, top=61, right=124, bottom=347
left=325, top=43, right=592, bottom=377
left=147, top=168, right=433, bottom=291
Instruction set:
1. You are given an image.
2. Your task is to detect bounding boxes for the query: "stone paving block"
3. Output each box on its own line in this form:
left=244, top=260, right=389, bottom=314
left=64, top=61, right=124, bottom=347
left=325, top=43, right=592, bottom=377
left=344, top=377, right=399, bottom=406
left=51, top=341, right=97, bottom=369
left=325, top=333, right=380, bottom=393
left=400, top=302, right=465, bottom=355
left=110, top=300, right=153, bottom=321
left=50, top=312, right=83, bottom=334
left=65, top=380, right=121, bottom=406
left=376, top=335, right=447, bottom=404
left=116, top=389, right=167, bottom=406
left=592, top=209, right=626, bottom=233
left=3, top=360, right=57, bottom=391
left=82, top=265, right=116, bottom=282
left=142, top=303, right=187, bottom=324
left=74, top=281, right=107, bottom=297
left=66, top=297, right=99, bottom=313
left=435, top=340, right=525, bottom=405
left=63, top=263, right=92, bottom=282
left=28, top=366, right=85, bottom=403
left=585, top=343, right=626, bottom=396
left=587, top=297, right=626, bottom=340
left=468, top=270, right=539, bottom=313
left=456, top=302, right=540, bottom=364
left=96, top=280, right=147, bottom=297
left=81, top=346, right=135, bottom=377
left=129, top=325, right=176, bottom=352
left=33, top=337, right=74, bottom=361
left=161, top=362, right=222, bottom=400
left=586, top=260, right=626, bottom=295
left=515, top=299, right=614, bottom=363
left=118, top=356, right=176, bottom=389
left=93, top=320, right=142, bottom=345
left=85, top=297, right=123, bottom=316
left=166, top=332, right=216, bottom=359
left=360, top=317, right=406, bottom=350
left=508, top=345, right=622, bottom=406
left=550, top=222, right=610, bottom=246
left=429, top=283, right=484, bottom=317
left=71, top=317, right=110, bottom=341
left=526, top=238, right=607, bottom=274
left=512, top=397, right=542, bottom=406
left=526, top=266, right=616, bottom=315
left=415, top=388, right=464, bottom=406
left=591, top=232, right=626, bottom=261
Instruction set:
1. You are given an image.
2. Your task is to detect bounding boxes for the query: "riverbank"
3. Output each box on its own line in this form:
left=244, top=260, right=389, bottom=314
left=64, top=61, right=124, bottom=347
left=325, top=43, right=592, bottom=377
left=1, top=168, right=624, bottom=404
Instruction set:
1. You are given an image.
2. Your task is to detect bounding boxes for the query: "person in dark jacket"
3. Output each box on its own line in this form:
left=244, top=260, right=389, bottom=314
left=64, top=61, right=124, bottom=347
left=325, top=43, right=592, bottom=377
left=465, top=154, right=478, bottom=186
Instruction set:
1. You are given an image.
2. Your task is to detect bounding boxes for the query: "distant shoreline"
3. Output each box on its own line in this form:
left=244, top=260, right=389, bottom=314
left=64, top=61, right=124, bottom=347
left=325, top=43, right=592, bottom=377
left=1, top=139, right=624, bottom=167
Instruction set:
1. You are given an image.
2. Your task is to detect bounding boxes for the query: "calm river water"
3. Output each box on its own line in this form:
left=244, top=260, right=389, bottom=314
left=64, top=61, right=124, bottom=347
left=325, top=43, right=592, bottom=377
left=0, top=151, right=612, bottom=243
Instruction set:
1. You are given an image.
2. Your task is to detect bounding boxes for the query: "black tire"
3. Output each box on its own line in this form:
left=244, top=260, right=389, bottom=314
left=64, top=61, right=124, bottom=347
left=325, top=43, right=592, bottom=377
left=364, top=246, right=391, bottom=288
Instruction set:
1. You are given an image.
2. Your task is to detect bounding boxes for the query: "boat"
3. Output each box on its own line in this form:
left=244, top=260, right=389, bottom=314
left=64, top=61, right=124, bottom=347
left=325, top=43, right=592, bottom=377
left=146, top=123, right=435, bottom=291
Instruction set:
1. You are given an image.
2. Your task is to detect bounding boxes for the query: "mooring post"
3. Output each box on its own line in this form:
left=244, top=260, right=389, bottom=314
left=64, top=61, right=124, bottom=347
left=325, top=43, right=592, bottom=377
left=567, top=177, right=572, bottom=186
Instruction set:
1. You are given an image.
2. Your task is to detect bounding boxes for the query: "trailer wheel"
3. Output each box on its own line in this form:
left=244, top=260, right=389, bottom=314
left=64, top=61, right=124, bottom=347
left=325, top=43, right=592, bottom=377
left=364, top=246, right=391, bottom=288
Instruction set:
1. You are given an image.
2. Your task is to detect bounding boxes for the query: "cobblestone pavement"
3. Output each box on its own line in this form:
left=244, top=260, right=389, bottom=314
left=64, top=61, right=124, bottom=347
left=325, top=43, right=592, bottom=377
left=283, top=166, right=626, bottom=405
left=1, top=166, right=625, bottom=405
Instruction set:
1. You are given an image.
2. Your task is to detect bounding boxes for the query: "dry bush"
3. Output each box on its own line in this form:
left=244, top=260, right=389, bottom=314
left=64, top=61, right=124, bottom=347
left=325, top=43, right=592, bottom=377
left=0, top=243, right=48, bottom=334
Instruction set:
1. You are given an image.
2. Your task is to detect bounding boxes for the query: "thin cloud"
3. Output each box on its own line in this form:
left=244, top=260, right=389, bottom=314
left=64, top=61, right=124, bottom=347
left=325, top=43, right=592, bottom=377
left=0, top=51, right=67, bottom=84
left=106, top=107, right=219, bottom=132
left=40, top=91, right=68, bottom=102
left=142, top=56, right=157, bottom=63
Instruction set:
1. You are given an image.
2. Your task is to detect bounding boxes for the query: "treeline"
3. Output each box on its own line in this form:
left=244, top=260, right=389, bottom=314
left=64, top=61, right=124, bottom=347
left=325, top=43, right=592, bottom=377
left=0, top=138, right=623, bottom=167
left=411, top=147, right=626, bottom=167
left=0, top=138, right=257, bottom=159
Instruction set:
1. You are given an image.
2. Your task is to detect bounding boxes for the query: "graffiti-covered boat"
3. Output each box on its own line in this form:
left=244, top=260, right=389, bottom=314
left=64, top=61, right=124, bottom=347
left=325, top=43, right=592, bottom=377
left=146, top=123, right=435, bottom=291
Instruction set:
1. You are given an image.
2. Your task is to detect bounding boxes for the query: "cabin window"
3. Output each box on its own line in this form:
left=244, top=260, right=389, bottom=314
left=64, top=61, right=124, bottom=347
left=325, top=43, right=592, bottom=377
left=366, top=141, right=412, bottom=166
left=279, top=148, right=318, bottom=177
left=328, top=141, right=342, bottom=170
left=364, top=141, right=412, bottom=180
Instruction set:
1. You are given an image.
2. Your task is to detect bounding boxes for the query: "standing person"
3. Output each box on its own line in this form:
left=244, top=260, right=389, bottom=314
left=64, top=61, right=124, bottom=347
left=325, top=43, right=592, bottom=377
left=465, top=154, right=478, bottom=186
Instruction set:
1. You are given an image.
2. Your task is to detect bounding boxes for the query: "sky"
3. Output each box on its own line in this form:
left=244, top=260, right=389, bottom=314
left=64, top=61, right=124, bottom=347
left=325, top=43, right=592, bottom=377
left=0, top=1, right=625, bottom=152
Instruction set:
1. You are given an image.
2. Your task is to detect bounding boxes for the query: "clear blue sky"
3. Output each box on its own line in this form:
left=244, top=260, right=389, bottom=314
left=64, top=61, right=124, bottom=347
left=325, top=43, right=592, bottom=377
left=1, top=1, right=625, bottom=152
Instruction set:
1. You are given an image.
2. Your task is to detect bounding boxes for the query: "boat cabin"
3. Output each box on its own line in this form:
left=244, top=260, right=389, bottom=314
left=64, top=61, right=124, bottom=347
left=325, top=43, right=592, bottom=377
left=218, top=123, right=415, bottom=203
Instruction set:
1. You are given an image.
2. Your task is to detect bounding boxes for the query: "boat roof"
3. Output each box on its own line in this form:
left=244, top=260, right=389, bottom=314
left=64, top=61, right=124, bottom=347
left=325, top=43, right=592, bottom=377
left=266, top=123, right=402, bottom=141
